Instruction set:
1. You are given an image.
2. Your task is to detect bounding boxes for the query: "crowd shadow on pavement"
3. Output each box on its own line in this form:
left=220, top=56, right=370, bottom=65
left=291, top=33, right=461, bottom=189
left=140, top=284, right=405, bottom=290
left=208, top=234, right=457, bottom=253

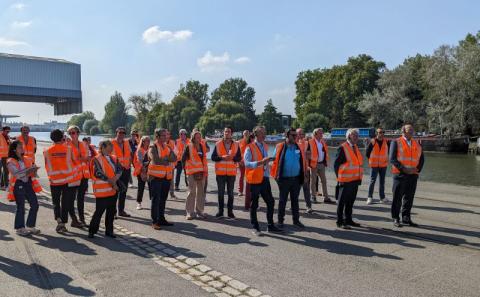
left=0, top=229, right=14, bottom=241
left=29, top=233, right=97, bottom=255
left=0, top=255, right=95, bottom=296
left=414, top=204, right=480, bottom=215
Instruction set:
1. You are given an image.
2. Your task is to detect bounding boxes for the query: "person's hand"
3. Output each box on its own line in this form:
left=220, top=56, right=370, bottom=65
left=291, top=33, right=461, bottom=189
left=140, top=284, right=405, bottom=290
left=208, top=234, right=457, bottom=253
left=262, top=157, right=271, bottom=164
left=223, top=155, right=233, bottom=161
left=113, top=184, right=119, bottom=191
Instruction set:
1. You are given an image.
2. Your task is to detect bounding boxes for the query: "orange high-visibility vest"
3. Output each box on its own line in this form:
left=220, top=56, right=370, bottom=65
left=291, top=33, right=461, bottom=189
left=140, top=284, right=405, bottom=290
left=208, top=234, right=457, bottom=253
left=238, top=138, right=248, bottom=160
left=147, top=143, right=174, bottom=180
left=308, top=138, right=329, bottom=168
left=44, top=144, right=82, bottom=186
left=369, top=139, right=388, bottom=168
left=18, top=135, right=36, bottom=164
left=91, top=155, right=118, bottom=198
left=271, top=142, right=305, bottom=179
left=245, top=142, right=268, bottom=185
left=133, top=147, right=147, bottom=176
left=0, top=134, right=8, bottom=158
left=392, top=137, right=422, bottom=175
left=337, top=142, right=364, bottom=183
left=175, top=138, right=190, bottom=162
left=87, top=144, right=98, bottom=157
left=112, top=139, right=131, bottom=169
left=6, top=157, right=42, bottom=201
left=215, top=140, right=239, bottom=176
left=66, top=140, right=91, bottom=179
left=185, top=143, right=207, bottom=176
left=297, top=139, right=309, bottom=171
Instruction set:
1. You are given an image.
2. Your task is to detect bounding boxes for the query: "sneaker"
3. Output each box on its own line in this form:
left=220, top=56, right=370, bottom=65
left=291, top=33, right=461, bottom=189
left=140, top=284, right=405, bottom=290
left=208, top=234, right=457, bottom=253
left=25, top=227, right=41, bottom=235
left=252, top=228, right=262, bottom=236
left=381, top=198, right=391, bottom=204
left=267, top=225, right=283, bottom=233
left=305, top=207, right=313, bottom=214
left=393, top=219, right=402, bottom=228
left=16, top=228, right=31, bottom=236
left=136, top=203, right=142, bottom=210
left=293, top=221, right=305, bottom=229
left=186, top=214, right=194, bottom=220
left=366, top=197, right=373, bottom=205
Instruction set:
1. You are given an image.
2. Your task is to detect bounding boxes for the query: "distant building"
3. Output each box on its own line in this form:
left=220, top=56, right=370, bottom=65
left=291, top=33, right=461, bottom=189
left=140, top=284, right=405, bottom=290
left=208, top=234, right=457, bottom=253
left=0, top=53, right=82, bottom=115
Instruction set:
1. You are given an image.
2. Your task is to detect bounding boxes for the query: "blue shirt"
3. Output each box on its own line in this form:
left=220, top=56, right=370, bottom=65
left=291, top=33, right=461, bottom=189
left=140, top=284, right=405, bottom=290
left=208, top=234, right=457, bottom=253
left=273, top=143, right=301, bottom=177
left=244, top=141, right=269, bottom=177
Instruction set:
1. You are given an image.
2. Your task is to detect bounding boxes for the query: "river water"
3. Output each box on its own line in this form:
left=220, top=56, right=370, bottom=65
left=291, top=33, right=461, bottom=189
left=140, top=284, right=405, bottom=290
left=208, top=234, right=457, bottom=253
left=12, top=132, right=480, bottom=187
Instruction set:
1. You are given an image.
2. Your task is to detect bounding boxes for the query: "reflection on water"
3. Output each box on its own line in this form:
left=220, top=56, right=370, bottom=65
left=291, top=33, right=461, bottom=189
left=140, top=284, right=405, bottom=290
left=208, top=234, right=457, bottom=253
left=14, top=132, right=480, bottom=187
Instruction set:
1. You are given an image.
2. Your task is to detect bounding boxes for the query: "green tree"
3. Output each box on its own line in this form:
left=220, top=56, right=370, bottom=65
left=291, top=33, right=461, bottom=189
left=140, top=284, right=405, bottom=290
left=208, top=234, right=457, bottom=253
left=100, top=91, right=129, bottom=135
left=89, top=125, right=101, bottom=135
left=67, top=111, right=95, bottom=132
left=197, top=100, right=245, bottom=134
left=177, top=80, right=209, bottom=112
left=82, top=119, right=99, bottom=134
left=129, top=91, right=162, bottom=134
left=157, top=95, right=200, bottom=138
left=302, top=113, right=329, bottom=133
left=258, top=99, right=283, bottom=134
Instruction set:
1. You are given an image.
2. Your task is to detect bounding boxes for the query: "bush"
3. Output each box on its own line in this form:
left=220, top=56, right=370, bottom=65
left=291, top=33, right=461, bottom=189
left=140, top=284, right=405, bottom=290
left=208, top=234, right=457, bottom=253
left=90, top=125, right=101, bottom=135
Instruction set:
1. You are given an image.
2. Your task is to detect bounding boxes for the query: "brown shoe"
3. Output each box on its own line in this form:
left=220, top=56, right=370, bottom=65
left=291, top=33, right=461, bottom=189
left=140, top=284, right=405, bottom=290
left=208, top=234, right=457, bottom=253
left=71, top=220, right=84, bottom=228
left=152, top=223, right=162, bottom=230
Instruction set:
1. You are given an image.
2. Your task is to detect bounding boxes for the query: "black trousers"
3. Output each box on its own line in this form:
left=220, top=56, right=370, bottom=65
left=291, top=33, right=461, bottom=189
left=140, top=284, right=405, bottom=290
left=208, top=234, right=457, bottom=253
left=277, top=177, right=302, bottom=224
left=174, top=161, right=188, bottom=188
left=51, top=184, right=75, bottom=223
left=250, top=177, right=275, bottom=228
left=336, top=182, right=359, bottom=224
left=151, top=178, right=171, bottom=224
left=391, top=175, right=418, bottom=220
left=88, top=195, right=117, bottom=235
left=68, top=178, right=88, bottom=222
left=117, top=168, right=131, bottom=213
left=0, top=157, right=8, bottom=187
left=216, top=175, right=236, bottom=214
left=136, top=176, right=146, bottom=203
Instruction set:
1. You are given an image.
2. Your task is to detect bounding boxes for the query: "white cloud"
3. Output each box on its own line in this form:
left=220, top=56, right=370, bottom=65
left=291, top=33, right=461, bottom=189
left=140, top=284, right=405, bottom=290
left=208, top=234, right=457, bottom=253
left=234, top=56, right=251, bottom=64
left=11, top=21, right=32, bottom=29
left=10, top=3, right=26, bottom=10
left=197, top=51, right=230, bottom=72
left=142, top=26, right=193, bottom=43
left=0, top=37, right=29, bottom=47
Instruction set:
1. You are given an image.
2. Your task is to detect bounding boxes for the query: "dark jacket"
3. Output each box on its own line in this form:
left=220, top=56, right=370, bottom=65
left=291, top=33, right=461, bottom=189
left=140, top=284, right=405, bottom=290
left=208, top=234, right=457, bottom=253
left=389, top=138, right=424, bottom=178
left=211, top=141, right=242, bottom=163
left=274, top=141, right=305, bottom=184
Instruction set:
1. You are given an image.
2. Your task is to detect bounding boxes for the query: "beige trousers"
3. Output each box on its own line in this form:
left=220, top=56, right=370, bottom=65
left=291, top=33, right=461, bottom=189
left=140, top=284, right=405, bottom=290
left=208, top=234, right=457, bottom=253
left=186, top=174, right=205, bottom=215
left=310, top=163, right=329, bottom=200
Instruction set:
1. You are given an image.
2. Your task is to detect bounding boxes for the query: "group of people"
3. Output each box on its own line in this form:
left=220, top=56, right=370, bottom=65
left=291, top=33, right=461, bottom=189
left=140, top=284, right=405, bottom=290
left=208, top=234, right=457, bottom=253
left=0, top=122, right=424, bottom=238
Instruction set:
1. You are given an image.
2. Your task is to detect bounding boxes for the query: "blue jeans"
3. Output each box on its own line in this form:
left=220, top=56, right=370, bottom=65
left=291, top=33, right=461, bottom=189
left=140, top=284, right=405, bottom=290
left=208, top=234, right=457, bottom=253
left=14, top=180, right=39, bottom=229
left=368, top=167, right=386, bottom=199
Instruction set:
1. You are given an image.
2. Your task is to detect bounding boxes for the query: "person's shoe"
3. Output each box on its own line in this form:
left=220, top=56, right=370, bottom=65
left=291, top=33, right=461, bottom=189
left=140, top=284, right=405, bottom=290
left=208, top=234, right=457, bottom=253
left=119, top=211, right=131, bottom=217
left=174, top=187, right=180, bottom=191
left=277, top=222, right=284, bottom=229
left=341, top=224, right=352, bottom=230
left=312, top=197, right=318, bottom=204
left=267, top=225, right=283, bottom=233
left=16, top=228, right=31, bottom=236
left=186, top=215, right=194, bottom=220
left=227, top=212, right=236, bottom=219
left=215, top=212, right=224, bottom=219
left=170, top=192, right=177, bottom=199
left=129, top=184, right=137, bottom=189
left=80, top=220, right=89, bottom=228
left=196, top=213, right=207, bottom=219
left=305, top=207, right=313, bottom=214
left=323, top=199, right=335, bottom=205
left=293, top=221, right=305, bottom=229
left=380, top=198, right=391, bottom=204
left=252, top=228, right=262, bottom=236
left=402, top=218, right=418, bottom=227
left=393, top=219, right=402, bottom=228
left=159, top=220, right=174, bottom=226
left=366, top=197, right=373, bottom=205
left=25, top=227, right=41, bottom=235
left=346, top=221, right=361, bottom=227
left=88, top=233, right=95, bottom=238
left=71, top=220, right=83, bottom=228
left=336, top=222, right=344, bottom=229
left=136, top=203, right=142, bottom=210
left=105, top=232, right=116, bottom=238
left=152, top=223, right=162, bottom=230
left=55, top=223, right=64, bottom=233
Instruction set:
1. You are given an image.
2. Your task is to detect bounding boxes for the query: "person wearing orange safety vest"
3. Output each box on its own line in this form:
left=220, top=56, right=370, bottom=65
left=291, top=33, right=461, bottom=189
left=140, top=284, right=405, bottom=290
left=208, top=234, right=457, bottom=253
left=182, top=130, right=208, bottom=220
left=389, top=124, right=424, bottom=228
left=295, top=128, right=313, bottom=214
left=66, top=125, right=91, bottom=227
left=82, top=137, right=98, bottom=158
left=191, top=127, right=211, bottom=202
left=271, top=128, right=306, bottom=229
left=44, top=129, right=83, bottom=234
left=133, top=136, right=151, bottom=210
left=166, top=130, right=178, bottom=199
left=237, top=130, right=250, bottom=197
left=88, top=140, right=123, bottom=238
left=334, top=129, right=364, bottom=229
left=17, top=125, right=37, bottom=164
left=0, top=126, right=11, bottom=190
left=244, top=126, right=282, bottom=236
left=307, top=128, right=334, bottom=204
left=211, top=127, right=241, bottom=219
left=6, top=140, right=41, bottom=236
left=111, top=127, right=132, bottom=217
left=365, top=128, right=391, bottom=205
left=174, top=129, right=190, bottom=190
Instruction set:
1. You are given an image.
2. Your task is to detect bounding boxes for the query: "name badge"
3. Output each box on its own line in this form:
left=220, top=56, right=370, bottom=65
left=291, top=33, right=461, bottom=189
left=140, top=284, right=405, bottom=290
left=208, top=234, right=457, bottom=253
left=295, top=150, right=300, bottom=154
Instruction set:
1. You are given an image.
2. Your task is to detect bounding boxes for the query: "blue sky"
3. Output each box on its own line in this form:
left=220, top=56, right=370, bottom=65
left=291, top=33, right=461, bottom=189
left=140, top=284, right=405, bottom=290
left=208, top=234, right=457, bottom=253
left=1, top=0, right=479, bottom=124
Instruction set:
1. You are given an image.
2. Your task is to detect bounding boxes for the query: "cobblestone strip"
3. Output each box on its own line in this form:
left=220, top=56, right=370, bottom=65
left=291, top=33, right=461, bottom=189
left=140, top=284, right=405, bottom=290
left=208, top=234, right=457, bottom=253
left=40, top=190, right=271, bottom=297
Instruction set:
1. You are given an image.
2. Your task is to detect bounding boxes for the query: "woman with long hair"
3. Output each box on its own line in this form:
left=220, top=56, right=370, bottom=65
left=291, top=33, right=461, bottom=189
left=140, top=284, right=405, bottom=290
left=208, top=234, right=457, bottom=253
left=133, top=136, right=151, bottom=210
left=6, top=140, right=42, bottom=236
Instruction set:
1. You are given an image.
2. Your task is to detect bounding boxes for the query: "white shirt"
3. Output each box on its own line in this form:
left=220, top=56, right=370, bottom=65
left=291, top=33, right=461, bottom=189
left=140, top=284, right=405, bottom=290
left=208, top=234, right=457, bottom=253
left=315, top=138, right=325, bottom=163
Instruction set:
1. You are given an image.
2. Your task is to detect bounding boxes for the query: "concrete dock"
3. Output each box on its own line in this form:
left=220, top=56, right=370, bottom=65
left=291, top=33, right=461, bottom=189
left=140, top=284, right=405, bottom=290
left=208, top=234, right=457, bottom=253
left=0, top=142, right=479, bottom=297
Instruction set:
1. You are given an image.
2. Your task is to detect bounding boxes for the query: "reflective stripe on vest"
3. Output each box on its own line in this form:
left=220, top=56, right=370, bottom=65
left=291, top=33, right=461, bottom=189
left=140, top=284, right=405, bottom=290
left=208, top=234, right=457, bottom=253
left=185, top=143, right=206, bottom=176
left=337, top=142, right=363, bottom=182
left=391, top=137, right=422, bottom=174
left=112, top=139, right=131, bottom=169
left=147, top=143, right=174, bottom=180
left=175, top=139, right=190, bottom=162
left=245, top=142, right=267, bottom=185
left=214, top=140, right=238, bottom=176
left=308, top=138, right=329, bottom=168
left=368, top=139, right=388, bottom=168
left=43, top=144, right=78, bottom=185
left=7, top=157, right=42, bottom=201
left=67, top=140, right=91, bottom=179
left=18, top=136, right=36, bottom=163
left=92, top=155, right=117, bottom=198
left=133, top=147, right=147, bottom=176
